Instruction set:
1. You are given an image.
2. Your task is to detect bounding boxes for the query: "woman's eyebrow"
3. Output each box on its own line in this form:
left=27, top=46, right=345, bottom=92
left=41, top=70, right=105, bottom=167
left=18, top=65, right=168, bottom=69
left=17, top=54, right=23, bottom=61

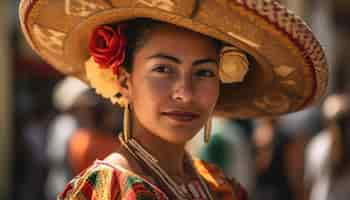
left=192, top=58, right=218, bottom=67
left=147, top=53, right=218, bottom=66
left=147, top=53, right=181, bottom=64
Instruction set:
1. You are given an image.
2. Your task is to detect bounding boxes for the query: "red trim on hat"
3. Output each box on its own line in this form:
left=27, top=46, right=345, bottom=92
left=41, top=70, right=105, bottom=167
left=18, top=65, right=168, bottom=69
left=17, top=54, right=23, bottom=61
left=237, top=0, right=318, bottom=108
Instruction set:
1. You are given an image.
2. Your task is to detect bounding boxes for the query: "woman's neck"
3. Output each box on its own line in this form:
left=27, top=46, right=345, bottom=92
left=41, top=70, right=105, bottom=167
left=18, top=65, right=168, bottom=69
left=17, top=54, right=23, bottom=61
left=131, top=121, right=187, bottom=180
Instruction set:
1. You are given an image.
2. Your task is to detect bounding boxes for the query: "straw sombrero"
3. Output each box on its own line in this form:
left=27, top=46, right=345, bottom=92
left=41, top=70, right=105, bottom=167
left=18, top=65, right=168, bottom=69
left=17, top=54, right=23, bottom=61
left=19, top=0, right=328, bottom=118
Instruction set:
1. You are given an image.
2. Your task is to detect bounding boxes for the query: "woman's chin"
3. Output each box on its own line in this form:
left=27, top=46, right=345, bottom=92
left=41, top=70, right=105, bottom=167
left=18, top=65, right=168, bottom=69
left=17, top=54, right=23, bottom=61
left=157, top=128, right=200, bottom=145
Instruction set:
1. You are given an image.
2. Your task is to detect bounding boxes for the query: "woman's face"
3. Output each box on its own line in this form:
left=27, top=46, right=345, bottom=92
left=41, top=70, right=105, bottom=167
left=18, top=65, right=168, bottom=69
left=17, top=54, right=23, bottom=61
left=125, top=23, right=220, bottom=144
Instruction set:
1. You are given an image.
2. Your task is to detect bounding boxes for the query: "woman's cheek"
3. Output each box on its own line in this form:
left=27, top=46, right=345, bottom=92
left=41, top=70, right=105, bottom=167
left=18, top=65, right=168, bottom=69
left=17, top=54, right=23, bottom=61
left=146, top=77, right=173, bottom=97
left=196, top=80, right=220, bottom=108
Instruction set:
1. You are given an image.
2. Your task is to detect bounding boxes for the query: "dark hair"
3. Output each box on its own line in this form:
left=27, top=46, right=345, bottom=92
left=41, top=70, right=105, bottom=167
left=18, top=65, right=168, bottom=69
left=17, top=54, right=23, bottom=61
left=121, top=18, right=222, bottom=72
left=122, top=18, right=162, bottom=72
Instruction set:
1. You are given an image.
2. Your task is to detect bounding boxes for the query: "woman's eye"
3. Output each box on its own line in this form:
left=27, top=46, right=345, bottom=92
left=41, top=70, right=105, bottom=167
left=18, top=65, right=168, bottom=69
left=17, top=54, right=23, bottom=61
left=195, top=69, right=216, bottom=78
left=152, top=65, right=172, bottom=73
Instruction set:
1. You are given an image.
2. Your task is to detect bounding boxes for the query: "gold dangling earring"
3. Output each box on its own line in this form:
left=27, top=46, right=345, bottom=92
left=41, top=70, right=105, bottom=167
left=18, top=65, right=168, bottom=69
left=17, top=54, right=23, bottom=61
left=204, top=118, right=212, bottom=143
left=123, top=104, right=131, bottom=142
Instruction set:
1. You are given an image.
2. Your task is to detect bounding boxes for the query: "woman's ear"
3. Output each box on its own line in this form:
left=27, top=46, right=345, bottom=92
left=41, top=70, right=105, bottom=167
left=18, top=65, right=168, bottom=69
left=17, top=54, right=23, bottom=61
left=116, top=67, right=132, bottom=103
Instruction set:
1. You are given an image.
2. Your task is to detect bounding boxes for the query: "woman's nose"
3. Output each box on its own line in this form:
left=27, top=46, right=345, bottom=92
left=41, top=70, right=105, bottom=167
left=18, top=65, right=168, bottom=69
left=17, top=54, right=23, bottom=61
left=172, top=76, right=194, bottom=103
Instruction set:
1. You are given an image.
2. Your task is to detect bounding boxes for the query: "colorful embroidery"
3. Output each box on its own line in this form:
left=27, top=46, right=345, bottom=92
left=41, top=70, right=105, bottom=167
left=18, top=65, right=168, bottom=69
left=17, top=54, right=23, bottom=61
left=59, top=159, right=247, bottom=200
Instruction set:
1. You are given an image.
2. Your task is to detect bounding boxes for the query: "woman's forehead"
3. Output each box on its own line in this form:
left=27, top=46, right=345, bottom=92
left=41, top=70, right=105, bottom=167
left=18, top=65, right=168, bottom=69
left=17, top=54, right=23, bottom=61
left=136, top=23, right=219, bottom=59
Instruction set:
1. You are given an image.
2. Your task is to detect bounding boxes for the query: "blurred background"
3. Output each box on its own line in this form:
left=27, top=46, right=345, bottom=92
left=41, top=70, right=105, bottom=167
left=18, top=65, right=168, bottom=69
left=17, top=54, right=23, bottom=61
left=1, top=0, right=350, bottom=200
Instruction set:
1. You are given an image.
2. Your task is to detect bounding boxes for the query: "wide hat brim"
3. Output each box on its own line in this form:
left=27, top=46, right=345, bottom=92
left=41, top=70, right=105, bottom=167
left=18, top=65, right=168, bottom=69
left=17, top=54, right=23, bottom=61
left=19, top=0, right=328, bottom=118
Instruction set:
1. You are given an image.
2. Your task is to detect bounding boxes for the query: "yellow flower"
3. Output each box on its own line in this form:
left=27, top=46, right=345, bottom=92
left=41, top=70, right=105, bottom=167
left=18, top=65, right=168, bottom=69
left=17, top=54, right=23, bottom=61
left=85, top=57, right=126, bottom=107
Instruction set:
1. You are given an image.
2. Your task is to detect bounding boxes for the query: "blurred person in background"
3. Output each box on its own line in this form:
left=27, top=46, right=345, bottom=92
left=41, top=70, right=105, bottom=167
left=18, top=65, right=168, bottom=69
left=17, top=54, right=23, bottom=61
left=68, top=96, right=123, bottom=175
left=277, top=108, right=323, bottom=200
left=252, top=118, right=294, bottom=200
left=19, top=99, right=53, bottom=200
left=283, top=130, right=309, bottom=200
left=45, top=77, right=95, bottom=200
left=305, top=94, right=350, bottom=200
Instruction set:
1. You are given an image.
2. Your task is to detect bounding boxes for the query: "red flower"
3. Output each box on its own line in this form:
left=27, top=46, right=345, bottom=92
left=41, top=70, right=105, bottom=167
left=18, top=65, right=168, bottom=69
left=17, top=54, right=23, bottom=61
left=89, top=24, right=127, bottom=75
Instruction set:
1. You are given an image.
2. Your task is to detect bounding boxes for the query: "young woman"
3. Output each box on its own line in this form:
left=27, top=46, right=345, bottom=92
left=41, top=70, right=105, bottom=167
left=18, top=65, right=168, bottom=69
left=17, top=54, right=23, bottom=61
left=19, top=0, right=328, bottom=199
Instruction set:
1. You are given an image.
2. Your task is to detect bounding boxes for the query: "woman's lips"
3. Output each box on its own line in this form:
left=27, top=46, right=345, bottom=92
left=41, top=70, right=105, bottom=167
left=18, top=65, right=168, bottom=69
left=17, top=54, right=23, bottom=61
left=161, top=111, right=200, bottom=122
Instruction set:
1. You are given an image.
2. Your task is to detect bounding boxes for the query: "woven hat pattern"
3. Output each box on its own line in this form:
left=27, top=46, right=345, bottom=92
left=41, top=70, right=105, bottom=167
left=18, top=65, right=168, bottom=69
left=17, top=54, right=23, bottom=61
left=19, top=0, right=328, bottom=118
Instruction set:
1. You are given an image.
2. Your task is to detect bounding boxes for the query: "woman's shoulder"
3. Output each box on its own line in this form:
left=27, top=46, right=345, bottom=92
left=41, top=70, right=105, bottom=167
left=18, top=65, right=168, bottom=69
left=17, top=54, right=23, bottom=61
left=193, top=158, right=248, bottom=200
left=58, top=160, right=122, bottom=200
left=58, top=154, right=167, bottom=200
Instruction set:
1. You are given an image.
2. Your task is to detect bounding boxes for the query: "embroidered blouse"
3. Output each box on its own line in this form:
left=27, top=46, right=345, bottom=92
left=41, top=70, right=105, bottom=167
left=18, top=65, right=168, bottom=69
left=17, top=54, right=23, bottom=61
left=59, top=159, right=247, bottom=200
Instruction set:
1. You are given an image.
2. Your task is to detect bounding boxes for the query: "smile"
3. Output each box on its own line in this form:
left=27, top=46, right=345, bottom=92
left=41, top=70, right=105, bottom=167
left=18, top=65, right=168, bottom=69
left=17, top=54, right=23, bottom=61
left=161, top=111, right=200, bottom=122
